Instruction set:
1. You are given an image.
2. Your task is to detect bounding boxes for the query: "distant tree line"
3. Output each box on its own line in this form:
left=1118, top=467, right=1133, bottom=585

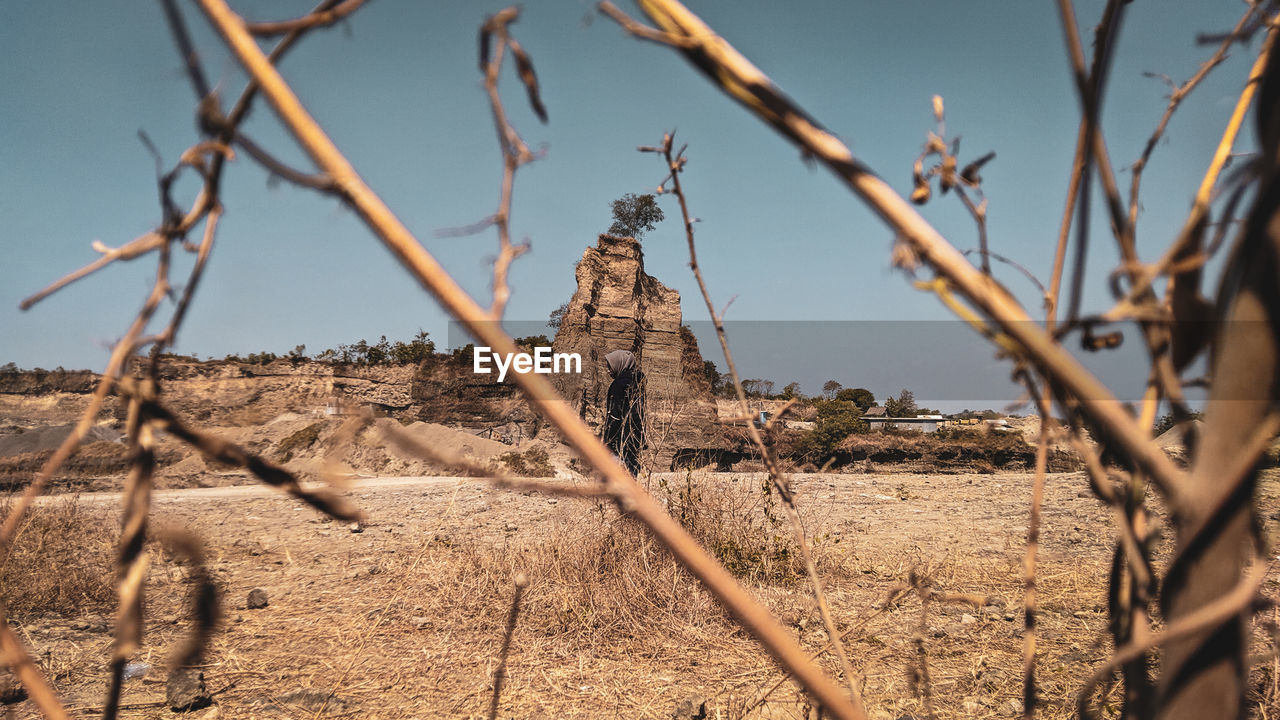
left=702, top=364, right=951, bottom=415
left=220, top=330, right=438, bottom=367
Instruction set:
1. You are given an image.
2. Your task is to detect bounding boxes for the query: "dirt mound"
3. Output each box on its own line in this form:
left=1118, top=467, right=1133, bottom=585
left=0, top=424, right=122, bottom=457
left=254, top=416, right=527, bottom=481
left=389, top=420, right=511, bottom=461
left=1156, top=419, right=1204, bottom=449
left=0, top=440, right=179, bottom=491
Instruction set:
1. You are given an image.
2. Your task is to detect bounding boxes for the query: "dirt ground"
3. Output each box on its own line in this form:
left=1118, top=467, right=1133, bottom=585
left=8, top=469, right=1280, bottom=719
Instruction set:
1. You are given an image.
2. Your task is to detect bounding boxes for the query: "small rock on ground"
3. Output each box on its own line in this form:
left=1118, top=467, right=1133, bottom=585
left=672, top=694, right=706, bottom=719
left=167, top=668, right=212, bottom=712
left=247, top=587, right=269, bottom=609
left=0, top=669, right=27, bottom=704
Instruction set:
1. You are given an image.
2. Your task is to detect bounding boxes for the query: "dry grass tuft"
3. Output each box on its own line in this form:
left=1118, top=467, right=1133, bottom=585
left=0, top=496, right=116, bottom=619
left=433, top=514, right=727, bottom=647
left=497, top=446, right=555, bottom=477
left=657, top=470, right=828, bottom=583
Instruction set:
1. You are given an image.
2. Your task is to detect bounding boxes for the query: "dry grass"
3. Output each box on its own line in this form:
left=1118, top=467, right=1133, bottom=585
left=273, top=421, right=323, bottom=463
left=0, top=442, right=188, bottom=493
left=0, top=496, right=116, bottom=619
left=9, top=472, right=1279, bottom=719
left=497, top=446, right=555, bottom=478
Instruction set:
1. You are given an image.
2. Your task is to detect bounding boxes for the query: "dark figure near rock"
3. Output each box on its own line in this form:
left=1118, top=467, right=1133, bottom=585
left=603, top=350, right=644, bottom=475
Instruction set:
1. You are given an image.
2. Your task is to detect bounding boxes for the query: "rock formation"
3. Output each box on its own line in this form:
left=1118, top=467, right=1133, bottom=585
left=551, top=235, right=722, bottom=470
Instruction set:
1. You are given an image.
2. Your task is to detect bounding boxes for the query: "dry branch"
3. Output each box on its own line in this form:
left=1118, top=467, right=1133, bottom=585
left=244, top=0, right=368, bottom=37
left=601, top=0, right=1186, bottom=507
left=191, top=2, right=866, bottom=717
left=3, top=2, right=384, bottom=711
left=1152, top=24, right=1280, bottom=717
left=477, top=6, right=543, bottom=319
left=1108, top=12, right=1280, bottom=319
left=134, top=393, right=361, bottom=521
left=0, top=619, right=68, bottom=720
left=644, top=131, right=865, bottom=709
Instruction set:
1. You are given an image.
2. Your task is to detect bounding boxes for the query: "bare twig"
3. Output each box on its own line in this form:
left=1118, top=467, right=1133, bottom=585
left=192, top=3, right=865, bottom=717
left=1126, top=4, right=1261, bottom=236
left=910, top=96, right=996, bottom=277
left=477, top=6, right=544, bottom=320
left=1051, top=119, right=1089, bottom=329
left=487, top=573, right=529, bottom=720
left=244, top=0, right=368, bottom=37
left=103, top=377, right=158, bottom=720
left=645, top=131, right=865, bottom=709
left=601, top=0, right=1187, bottom=504
left=1108, top=13, right=1280, bottom=317
left=1080, top=557, right=1275, bottom=720
left=0, top=619, right=68, bottom=720
left=20, top=232, right=166, bottom=311
left=1016, top=371, right=1054, bottom=720
left=3, top=3, right=367, bottom=712
left=1056, top=0, right=1131, bottom=252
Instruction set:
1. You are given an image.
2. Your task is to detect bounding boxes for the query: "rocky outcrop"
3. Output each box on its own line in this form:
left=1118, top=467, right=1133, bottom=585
left=551, top=235, right=722, bottom=470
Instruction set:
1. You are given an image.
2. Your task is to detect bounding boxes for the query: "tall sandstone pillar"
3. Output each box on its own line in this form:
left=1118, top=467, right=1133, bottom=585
left=551, top=235, right=721, bottom=470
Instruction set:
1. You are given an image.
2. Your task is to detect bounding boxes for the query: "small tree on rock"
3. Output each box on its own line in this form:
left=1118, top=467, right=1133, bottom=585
left=607, top=193, right=665, bottom=239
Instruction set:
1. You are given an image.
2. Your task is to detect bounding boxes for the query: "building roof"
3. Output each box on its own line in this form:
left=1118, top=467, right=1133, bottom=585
left=864, top=406, right=886, bottom=417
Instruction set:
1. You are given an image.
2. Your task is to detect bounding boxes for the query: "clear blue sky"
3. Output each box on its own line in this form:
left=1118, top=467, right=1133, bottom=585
left=0, top=1, right=1258, bottom=409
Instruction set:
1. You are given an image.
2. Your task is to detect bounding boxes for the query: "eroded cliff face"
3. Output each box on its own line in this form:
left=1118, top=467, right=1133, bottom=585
left=0, top=361, right=421, bottom=432
left=551, top=235, right=721, bottom=470
left=0, top=359, right=516, bottom=491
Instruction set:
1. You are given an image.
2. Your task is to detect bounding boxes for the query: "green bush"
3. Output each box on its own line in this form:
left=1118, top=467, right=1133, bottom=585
left=797, top=399, right=867, bottom=461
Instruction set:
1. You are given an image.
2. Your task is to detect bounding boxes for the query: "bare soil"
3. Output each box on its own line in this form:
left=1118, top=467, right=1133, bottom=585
left=6, top=470, right=1280, bottom=719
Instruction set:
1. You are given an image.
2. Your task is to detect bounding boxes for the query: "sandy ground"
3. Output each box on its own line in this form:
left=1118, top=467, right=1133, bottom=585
left=8, top=470, right=1280, bottom=719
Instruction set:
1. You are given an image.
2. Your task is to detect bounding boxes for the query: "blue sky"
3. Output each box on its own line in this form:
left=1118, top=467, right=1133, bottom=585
left=0, top=1, right=1259, bottom=409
